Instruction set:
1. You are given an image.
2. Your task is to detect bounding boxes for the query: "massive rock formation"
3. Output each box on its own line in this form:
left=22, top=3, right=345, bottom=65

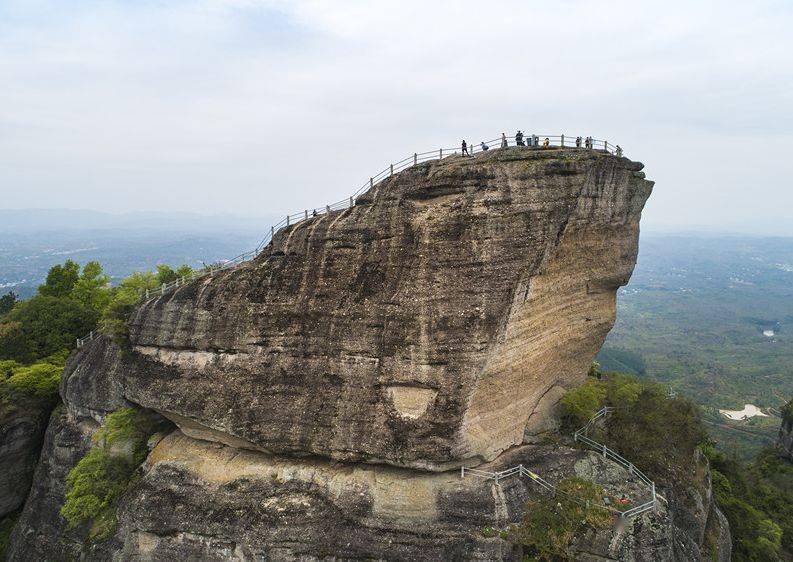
left=68, top=147, right=651, bottom=471
left=10, top=146, right=731, bottom=561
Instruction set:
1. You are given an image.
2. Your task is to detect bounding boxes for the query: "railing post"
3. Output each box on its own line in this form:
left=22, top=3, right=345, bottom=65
left=390, top=163, right=394, bottom=176
left=349, top=196, right=354, bottom=207
left=652, top=482, right=656, bottom=511
left=161, top=284, right=165, bottom=295
left=76, top=338, right=80, bottom=348
left=414, top=153, right=417, bottom=165
left=325, top=205, right=330, bottom=213
left=286, top=215, right=289, bottom=226
left=439, top=148, right=443, bottom=159
left=602, top=443, right=607, bottom=458
left=561, top=134, right=564, bottom=147
left=271, top=226, right=274, bottom=238
left=305, top=210, right=308, bottom=220
left=461, top=466, right=464, bottom=478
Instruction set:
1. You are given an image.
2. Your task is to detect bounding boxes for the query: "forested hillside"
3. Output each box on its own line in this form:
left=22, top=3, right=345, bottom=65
left=599, top=233, right=793, bottom=458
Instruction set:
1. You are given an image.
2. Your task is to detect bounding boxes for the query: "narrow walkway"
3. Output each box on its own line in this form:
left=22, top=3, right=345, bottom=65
left=461, top=407, right=657, bottom=519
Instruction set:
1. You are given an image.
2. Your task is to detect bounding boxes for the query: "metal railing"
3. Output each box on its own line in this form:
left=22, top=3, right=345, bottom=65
left=461, top=406, right=657, bottom=520
left=76, top=133, right=622, bottom=348
left=573, top=407, right=657, bottom=517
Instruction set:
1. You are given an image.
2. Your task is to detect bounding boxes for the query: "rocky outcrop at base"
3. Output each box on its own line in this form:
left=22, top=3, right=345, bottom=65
left=10, top=415, right=729, bottom=561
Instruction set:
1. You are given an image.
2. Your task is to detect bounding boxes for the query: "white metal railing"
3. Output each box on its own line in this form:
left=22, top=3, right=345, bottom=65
left=76, top=133, right=622, bottom=348
left=460, top=405, right=657, bottom=520
left=573, top=407, right=657, bottom=516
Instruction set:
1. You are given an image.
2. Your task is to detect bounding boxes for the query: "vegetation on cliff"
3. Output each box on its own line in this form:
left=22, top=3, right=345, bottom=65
left=507, top=477, right=613, bottom=560
left=61, top=407, right=166, bottom=542
left=782, top=399, right=793, bottom=428
left=561, top=371, right=705, bottom=483
left=0, top=261, right=194, bottom=413
left=705, top=444, right=792, bottom=561
left=100, top=264, right=193, bottom=340
left=0, top=260, right=196, bottom=362
left=561, top=369, right=793, bottom=560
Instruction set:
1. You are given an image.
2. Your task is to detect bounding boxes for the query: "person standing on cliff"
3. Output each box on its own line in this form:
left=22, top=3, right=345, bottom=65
left=480, top=141, right=489, bottom=152
left=576, top=136, right=582, bottom=148
left=501, top=133, right=508, bottom=148
left=543, top=137, right=550, bottom=148
left=616, top=145, right=623, bottom=157
left=461, top=140, right=469, bottom=156
left=515, top=130, right=524, bottom=146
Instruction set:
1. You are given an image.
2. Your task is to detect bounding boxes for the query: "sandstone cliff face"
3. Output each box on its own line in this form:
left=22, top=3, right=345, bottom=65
left=0, top=395, right=52, bottom=518
left=10, top=146, right=709, bottom=561
left=67, top=147, right=652, bottom=471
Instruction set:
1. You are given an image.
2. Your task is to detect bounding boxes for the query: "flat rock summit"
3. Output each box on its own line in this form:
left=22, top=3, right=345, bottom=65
left=12, top=146, right=735, bottom=562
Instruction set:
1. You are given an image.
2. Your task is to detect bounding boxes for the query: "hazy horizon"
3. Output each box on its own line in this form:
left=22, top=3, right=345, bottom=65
left=2, top=1, right=792, bottom=235
left=2, top=207, right=793, bottom=238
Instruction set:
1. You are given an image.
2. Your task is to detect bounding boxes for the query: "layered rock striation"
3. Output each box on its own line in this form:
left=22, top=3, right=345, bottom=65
left=10, top=146, right=713, bottom=561
left=68, top=147, right=652, bottom=471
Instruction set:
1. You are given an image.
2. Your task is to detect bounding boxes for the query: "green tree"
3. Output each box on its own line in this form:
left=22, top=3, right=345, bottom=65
left=7, top=361, right=63, bottom=398
left=0, top=295, right=96, bottom=363
left=72, top=261, right=112, bottom=314
left=155, top=264, right=176, bottom=285
left=560, top=383, right=606, bottom=431
left=606, top=387, right=705, bottom=482
left=100, top=272, right=159, bottom=339
left=38, top=260, right=80, bottom=298
left=175, top=264, right=194, bottom=279
left=0, top=292, right=16, bottom=316
left=61, top=408, right=166, bottom=541
left=706, top=444, right=793, bottom=560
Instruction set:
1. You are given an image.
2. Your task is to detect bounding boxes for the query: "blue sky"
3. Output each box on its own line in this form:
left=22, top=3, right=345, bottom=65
left=2, top=0, right=793, bottom=234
